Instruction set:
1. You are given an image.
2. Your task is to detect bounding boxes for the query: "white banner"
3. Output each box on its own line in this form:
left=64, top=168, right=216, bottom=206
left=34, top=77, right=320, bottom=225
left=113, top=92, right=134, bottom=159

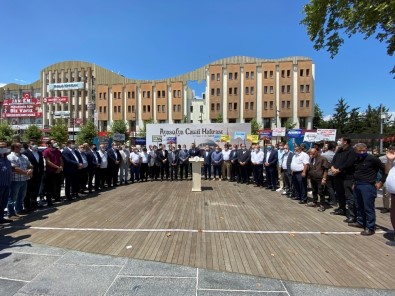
left=272, top=127, right=286, bottom=137
left=146, top=123, right=251, bottom=147
left=48, top=82, right=84, bottom=91
left=304, top=132, right=318, bottom=142
left=316, top=129, right=337, bottom=141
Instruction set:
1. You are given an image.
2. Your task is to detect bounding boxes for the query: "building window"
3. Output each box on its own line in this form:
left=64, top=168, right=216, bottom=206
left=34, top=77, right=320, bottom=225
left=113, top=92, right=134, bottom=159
left=234, top=102, right=237, bottom=110
left=216, top=103, right=220, bottom=111
left=173, top=105, right=176, bottom=112
left=132, top=105, right=135, bottom=112
left=281, top=100, right=285, bottom=108
left=306, top=69, right=310, bottom=76
left=234, top=87, right=238, bottom=95
left=211, top=88, right=214, bottom=96
left=162, top=105, right=165, bottom=112
left=251, top=71, right=255, bottom=79
left=269, top=71, right=273, bottom=78
left=148, top=105, right=151, bottom=112
left=245, top=72, right=249, bottom=79
left=104, top=106, right=106, bottom=113
left=287, top=101, right=291, bottom=109
left=217, top=73, right=220, bottom=81
left=264, top=71, right=268, bottom=79
left=178, top=90, right=181, bottom=97
left=157, top=105, right=161, bottom=112
left=250, top=87, right=254, bottom=95
left=127, top=91, right=131, bottom=99
left=104, top=93, right=106, bottom=99
left=245, top=87, right=249, bottom=95
left=118, top=92, right=121, bottom=98
left=177, top=105, right=181, bottom=112
left=250, top=102, right=254, bottom=110
left=287, top=70, right=291, bottom=77
left=300, top=100, right=304, bottom=108
left=128, top=106, right=131, bottom=112
left=216, top=88, right=220, bottom=96
left=306, top=100, right=310, bottom=108
left=99, top=106, right=102, bottom=113
left=269, top=86, right=273, bottom=94
left=132, top=91, right=135, bottom=99
left=99, top=92, right=102, bottom=99
left=143, top=91, right=146, bottom=98
left=211, top=103, right=215, bottom=111
left=229, top=103, right=232, bottom=111
left=157, top=91, right=161, bottom=98
left=114, top=106, right=117, bottom=113
left=173, top=90, right=177, bottom=98
left=229, top=72, right=233, bottom=80
left=234, top=72, right=238, bottom=80
left=300, top=69, right=304, bottom=76
left=211, top=74, right=215, bottom=81
left=118, top=106, right=121, bottom=112
left=300, top=117, right=307, bottom=128
left=269, top=101, right=274, bottom=109
left=287, top=85, right=291, bottom=93
left=190, top=106, right=193, bottom=113
left=264, top=86, right=268, bottom=94
left=147, top=91, right=151, bottom=98
left=300, top=85, right=305, bottom=93
left=281, top=70, right=285, bottom=78
left=162, top=90, right=165, bottom=97
left=306, top=84, right=310, bottom=93
left=229, top=87, right=233, bottom=95
left=264, top=102, right=268, bottom=110
left=143, top=106, right=146, bottom=113
left=281, top=85, right=285, bottom=93
left=263, top=118, right=271, bottom=128
left=245, top=102, right=248, bottom=109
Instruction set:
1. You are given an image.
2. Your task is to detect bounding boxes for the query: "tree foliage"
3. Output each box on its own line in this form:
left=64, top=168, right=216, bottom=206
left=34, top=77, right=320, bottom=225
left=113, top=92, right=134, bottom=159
left=76, top=120, right=97, bottom=145
left=313, top=104, right=325, bottom=128
left=0, top=122, right=14, bottom=143
left=109, top=120, right=127, bottom=137
left=50, top=119, right=69, bottom=144
left=301, top=0, right=395, bottom=76
left=250, top=118, right=262, bottom=135
left=284, top=119, right=297, bottom=129
left=215, top=113, right=223, bottom=123
left=23, top=125, right=43, bottom=142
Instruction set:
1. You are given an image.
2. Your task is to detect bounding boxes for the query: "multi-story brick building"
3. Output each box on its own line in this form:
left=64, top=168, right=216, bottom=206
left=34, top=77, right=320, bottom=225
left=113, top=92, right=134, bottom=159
left=0, top=56, right=314, bottom=132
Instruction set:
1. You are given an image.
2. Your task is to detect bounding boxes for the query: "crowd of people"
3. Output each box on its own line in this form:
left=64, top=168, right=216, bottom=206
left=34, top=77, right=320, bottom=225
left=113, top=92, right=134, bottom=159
left=1, top=137, right=394, bottom=241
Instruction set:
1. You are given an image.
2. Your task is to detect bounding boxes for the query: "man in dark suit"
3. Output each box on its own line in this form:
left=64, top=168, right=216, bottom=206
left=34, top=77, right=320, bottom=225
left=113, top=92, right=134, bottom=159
left=23, top=140, right=44, bottom=211
left=85, top=143, right=101, bottom=193
left=229, top=144, right=239, bottom=182
left=107, top=142, right=121, bottom=187
left=62, top=140, right=83, bottom=200
left=264, top=144, right=279, bottom=191
left=157, top=144, right=169, bottom=181
left=188, top=143, right=200, bottom=178
left=202, top=145, right=212, bottom=180
left=237, top=144, right=251, bottom=184
left=168, top=145, right=179, bottom=181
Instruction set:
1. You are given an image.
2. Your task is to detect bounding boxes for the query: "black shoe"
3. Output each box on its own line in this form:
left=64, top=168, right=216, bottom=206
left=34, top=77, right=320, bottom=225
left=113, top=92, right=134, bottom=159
left=360, top=229, right=375, bottom=236
left=298, top=200, right=307, bottom=204
left=291, top=197, right=300, bottom=200
left=330, top=208, right=346, bottom=216
left=380, top=208, right=390, bottom=214
left=265, top=186, right=272, bottom=190
left=348, top=222, right=363, bottom=228
left=0, top=218, right=12, bottom=224
left=344, top=217, right=356, bottom=223
left=271, top=188, right=276, bottom=191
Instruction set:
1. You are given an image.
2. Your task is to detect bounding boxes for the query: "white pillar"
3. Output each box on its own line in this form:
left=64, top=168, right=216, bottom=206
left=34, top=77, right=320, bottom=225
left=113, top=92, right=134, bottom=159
left=168, top=85, right=173, bottom=124
left=256, top=66, right=262, bottom=124
left=137, top=87, right=143, bottom=129
left=275, top=65, right=280, bottom=128
left=292, top=64, right=299, bottom=128
left=240, top=67, right=244, bottom=123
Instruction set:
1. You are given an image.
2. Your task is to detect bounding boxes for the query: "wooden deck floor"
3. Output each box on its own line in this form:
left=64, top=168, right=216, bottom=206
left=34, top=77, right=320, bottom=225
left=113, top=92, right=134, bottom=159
left=1, top=180, right=395, bottom=289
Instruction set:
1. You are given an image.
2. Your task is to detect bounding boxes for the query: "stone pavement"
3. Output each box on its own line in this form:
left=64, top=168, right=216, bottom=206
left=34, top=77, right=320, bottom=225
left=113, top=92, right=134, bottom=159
left=0, top=236, right=393, bottom=296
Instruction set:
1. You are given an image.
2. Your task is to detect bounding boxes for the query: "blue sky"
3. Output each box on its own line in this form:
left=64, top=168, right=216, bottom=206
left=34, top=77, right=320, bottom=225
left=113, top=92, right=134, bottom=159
left=0, top=0, right=394, bottom=119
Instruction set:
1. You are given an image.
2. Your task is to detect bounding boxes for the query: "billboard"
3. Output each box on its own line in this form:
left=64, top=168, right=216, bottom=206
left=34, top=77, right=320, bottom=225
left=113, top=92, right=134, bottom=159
left=48, top=82, right=84, bottom=91
left=43, top=96, right=69, bottom=103
left=146, top=123, right=251, bottom=147
left=2, top=93, right=42, bottom=118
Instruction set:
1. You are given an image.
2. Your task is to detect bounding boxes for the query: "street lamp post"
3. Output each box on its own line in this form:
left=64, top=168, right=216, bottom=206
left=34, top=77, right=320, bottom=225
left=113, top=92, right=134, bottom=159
left=379, top=104, right=386, bottom=154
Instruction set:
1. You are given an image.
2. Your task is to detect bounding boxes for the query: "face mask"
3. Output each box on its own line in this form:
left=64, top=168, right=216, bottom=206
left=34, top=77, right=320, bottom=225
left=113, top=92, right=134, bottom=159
left=337, top=140, right=342, bottom=146
left=254, top=148, right=258, bottom=152
left=31, top=145, right=37, bottom=151
left=284, top=149, right=289, bottom=153
left=267, top=146, right=272, bottom=151
left=279, top=146, right=284, bottom=150
left=357, top=152, right=368, bottom=159
left=92, top=147, right=97, bottom=151
left=0, top=148, right=10, bottom=154
left=20, top=148, right=25, bottom=153
left=205, top=148, right=209, bottom=151
left=70, top=145, right=76, bottom=150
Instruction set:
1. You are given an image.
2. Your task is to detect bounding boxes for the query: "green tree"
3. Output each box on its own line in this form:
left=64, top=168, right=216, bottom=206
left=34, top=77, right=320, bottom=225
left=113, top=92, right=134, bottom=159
left=331, top=97, right=349, bottom=134
left=23, top=125, right=43, bottom=142
left=109, top=120, right=127, bottom=137
left=343, top=107, right=362, bottom=134
left=313, top=103, right=325, bottom=128
left=215, top=113, right=223, bottom=123
left=284, top=119, right=297, bottom=129
left=0, top=122, right=14, bottom=143
left=50, top=119, right=69, bottom=144
left=301, top=0, right=395, bottom=75
left=76, top=120, right=97, bottom=145
left=250, top=118, right=262, bottom=134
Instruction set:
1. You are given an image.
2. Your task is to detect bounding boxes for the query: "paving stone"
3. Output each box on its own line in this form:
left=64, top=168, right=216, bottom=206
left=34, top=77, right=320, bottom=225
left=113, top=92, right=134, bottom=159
left=18, top=264, right=121, bottom=296
left=0, top=278, right=27, bottom=296
left=120, top=258, right=197, bottom=277
left=0, top=252, right=60, bottom=281
left=56, top=250, right=127, bottom=266
left=198, top=290, right=287, bottom=295
left=106, top=276, right=196, bottom=296
left=0, top=240, right=67, bottom=257
left=198, top=269, right=285, bottom=292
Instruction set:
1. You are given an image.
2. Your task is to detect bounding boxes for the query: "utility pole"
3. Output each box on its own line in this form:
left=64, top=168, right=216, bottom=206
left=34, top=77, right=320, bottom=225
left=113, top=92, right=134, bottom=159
left=379, top=104, right=385, bottom=154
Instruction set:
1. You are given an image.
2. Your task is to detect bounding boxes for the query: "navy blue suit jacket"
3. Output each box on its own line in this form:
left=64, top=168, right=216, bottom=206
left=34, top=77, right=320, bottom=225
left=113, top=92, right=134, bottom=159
left=62, top=148, right=82, bottom=174
left=264, top=149, right=278, bottom=168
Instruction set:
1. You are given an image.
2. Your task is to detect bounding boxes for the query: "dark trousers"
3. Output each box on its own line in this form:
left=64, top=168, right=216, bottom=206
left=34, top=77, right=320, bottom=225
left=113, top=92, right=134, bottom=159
left=110, top=165, right=119, bottom=186
left=131, top=164, right=141, bottom=182
left=0, top=186, right=10, bottom=218
left=354, top=182, right=377, bottom=231
left=179, top=163, right=188, bottom=180
left=151, top=165, right=160, bottom=180
left=204, top=164, right=211, bottom=179
left=170, top=164, right=178, bottom=180
left=231, top=161, right=239, bottom=181
left=213, top=164, right=222, bottom=179
left=334, top=177, right=355, bottom=216
left=325, top=175, right=336, bottom=203
left=99, top=168, right=110, bottom=187
left=24, top=174, right=42, bottom=210
left=282, top=170, right=292, bottom=191
left=160, top=164, right=169, bottom=180
left=253, top=165, right=263, bottom=186
left=78, top=168, right=88, bottom=191
left=292, top=172, right=307, bottom=201
left=46, top=172, right=62, bottom=203
left=265, top=166, right=277, bottom=188
left=140, top=163, right=149, bottom=181
left=310, top=178, right=325, bottom=205
left=87, top=168, right=97, bottom=191
left=239, top=164, right=248, bottom=183
left=64, top=172, right=79, bottom=198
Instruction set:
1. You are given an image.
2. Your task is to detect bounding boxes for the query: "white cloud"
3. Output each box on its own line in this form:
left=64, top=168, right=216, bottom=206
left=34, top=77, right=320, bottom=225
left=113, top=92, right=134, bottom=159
left=0, top=83, right=6, bottom=87
left=323, top=115, right=333, bottom=121
left=14, top=78, right=28, bottom=83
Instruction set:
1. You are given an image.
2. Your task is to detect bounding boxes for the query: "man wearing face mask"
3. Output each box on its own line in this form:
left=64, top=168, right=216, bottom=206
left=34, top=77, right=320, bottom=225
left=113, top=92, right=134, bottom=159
left=202, top=145, right=212, bottom=180
left=211, top=145, right=223, bottom=180
left=0, top=142, right=12, bottom=223
left=237, top=144, right=251, bottom=184
left=7, top=143, right=33, bottom=217
left=251, top=144, right=264, bottom=187
left=43, top=140, right=63, bottom=205
left=178, top=145, right=190, bottom=181
left=23, top=140, right=44, bottom=211
left=331, top=138, right=356, bottom=219
left=264, top=144, right=278, bottom=191
left=348, top=143, right=386, bottom=235
left=230, top=144, right=239, bottom=182
left=276, top=142, right=285, bottom=191
left=62, top=140, right=83, bottom=200
left=281, top=144, right=294, bottom=196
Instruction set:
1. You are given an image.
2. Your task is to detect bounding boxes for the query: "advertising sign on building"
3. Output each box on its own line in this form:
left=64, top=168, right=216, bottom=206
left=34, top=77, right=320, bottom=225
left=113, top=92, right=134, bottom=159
left=316, top=129, right=337, bottom=141
left=48, top=82, right=84, bottom=91
left=43, top=96, right=69, bottom=104
left=287, top=129, right=303, bottom=138
left=53, top=111, right=70, bottom=119
left=146, top=123, right=251, bottom=147
left=2, top=93, right=42, bottom=118
left=113, top=133, right=126, bottom=142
